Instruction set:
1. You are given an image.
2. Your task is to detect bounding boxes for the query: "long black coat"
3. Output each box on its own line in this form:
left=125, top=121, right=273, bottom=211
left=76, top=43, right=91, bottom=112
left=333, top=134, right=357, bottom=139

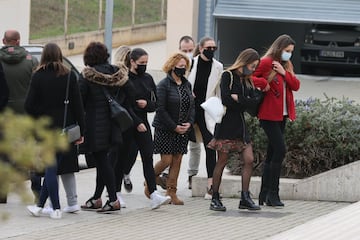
left=25, top=66, right=85, bottom=174
left=78, top=63, right=132, bottom=153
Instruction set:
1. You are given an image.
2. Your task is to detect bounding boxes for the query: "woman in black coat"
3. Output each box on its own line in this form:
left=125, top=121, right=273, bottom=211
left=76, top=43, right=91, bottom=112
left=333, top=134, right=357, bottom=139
left=25, top=43, right=85, bottom=219
left=79, top=42, right=130, bottom=213
left=152, top=52, right=195, bottom=205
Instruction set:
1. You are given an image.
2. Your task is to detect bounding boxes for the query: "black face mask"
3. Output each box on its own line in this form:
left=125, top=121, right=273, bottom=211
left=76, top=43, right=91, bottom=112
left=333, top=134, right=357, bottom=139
left=136, top=64, right=147, bottom=75
left=173, top=67, right=186, bottom=77
left=242, top=66, right=253, bottom=76
left=202, top=49, right=214, bottom=60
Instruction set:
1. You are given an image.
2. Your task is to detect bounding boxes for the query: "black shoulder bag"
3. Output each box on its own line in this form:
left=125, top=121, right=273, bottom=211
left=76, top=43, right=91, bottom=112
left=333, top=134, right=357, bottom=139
left=102, top=87, right=133, bottom=132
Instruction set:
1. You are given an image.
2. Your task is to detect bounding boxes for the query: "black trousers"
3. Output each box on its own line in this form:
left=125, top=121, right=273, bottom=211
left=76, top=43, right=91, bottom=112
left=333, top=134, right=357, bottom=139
left=195, top=106, right=216, bottom=178
left=115, top=121, right=157, bottom=194
left=92, top=150, right=117, bottom=202
left=260, top=119, right=287, bottom=192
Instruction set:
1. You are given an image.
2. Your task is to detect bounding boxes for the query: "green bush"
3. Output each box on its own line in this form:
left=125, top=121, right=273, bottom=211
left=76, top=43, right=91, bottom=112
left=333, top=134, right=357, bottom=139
left=227, top=97, right=360, bottom=178
left=0, top=110, right=68, bottom=219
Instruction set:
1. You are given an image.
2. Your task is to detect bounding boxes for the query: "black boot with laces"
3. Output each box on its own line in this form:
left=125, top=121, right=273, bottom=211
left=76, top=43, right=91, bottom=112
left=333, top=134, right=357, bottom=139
left=239, top=191, right=261, bottom=210
left=210, top=192, right=226, bottom=211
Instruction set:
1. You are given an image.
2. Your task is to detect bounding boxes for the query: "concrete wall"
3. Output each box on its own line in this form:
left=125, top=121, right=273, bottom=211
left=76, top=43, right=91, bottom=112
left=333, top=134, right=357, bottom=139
left=0, top=0, right=31, bottom=44
left=192, top=160, right=360, bottom=202
left=166, top=0, right=199, bottom=57
left=30, top=22, right=166, bottom=56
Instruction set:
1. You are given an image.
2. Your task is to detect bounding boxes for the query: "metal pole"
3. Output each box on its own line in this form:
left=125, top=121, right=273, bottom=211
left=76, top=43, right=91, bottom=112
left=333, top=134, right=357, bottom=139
left=161, top=0, right=165, bottom=22
left=64, top=0, right=68, bottom=37
left=104, top=0, right=114, bottom=60
left=132, top=0, right=135, bottom=26
left=99, top=0, right=103, bottom=30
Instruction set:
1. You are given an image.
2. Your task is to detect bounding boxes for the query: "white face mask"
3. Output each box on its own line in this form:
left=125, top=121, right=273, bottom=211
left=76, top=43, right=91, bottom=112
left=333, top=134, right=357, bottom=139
left=281, top=51, right=292, bottom=61
left=186, top=52, right=193, bottom=61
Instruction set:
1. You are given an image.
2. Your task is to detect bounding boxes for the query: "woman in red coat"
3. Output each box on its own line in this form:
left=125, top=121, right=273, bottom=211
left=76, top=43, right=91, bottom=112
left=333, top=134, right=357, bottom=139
left=253, top=34, right=300, bottom=207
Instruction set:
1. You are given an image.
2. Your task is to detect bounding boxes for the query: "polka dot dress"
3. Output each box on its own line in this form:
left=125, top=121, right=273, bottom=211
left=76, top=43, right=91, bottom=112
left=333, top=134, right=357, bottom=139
left=154, top=84, right=191, bottom=154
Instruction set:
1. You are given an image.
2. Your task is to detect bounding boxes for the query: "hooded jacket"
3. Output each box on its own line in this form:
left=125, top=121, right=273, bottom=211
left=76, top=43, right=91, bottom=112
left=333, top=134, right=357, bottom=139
left=0, top=46, right=38, bottom=113
left=79, top=63, right=133, bottom=152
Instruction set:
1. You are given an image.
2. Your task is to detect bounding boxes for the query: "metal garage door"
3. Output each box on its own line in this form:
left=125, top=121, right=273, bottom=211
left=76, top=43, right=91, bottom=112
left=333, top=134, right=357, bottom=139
left=213, top=0, right=360, bottom=25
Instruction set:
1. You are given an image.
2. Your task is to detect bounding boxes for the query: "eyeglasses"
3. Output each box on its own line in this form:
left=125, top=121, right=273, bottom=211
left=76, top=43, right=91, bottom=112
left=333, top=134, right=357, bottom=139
left=203, top=46, right=217, bottom=51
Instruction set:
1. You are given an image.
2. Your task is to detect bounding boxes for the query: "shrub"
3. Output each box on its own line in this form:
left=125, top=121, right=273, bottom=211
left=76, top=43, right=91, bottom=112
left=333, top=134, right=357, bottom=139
left=227, top=97, right=360, bottom=178
left=0, top=110, right=68, bottom=219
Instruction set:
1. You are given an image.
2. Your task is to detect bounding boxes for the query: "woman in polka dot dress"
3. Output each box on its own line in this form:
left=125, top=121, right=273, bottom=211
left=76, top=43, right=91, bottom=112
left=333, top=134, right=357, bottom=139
left=152, top=52, right=195, bottom=205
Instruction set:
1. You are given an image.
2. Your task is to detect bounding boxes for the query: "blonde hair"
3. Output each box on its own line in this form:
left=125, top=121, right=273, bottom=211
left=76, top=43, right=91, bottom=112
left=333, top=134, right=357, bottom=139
left=162, top=52, right=190, bottom=74
left=113, top=45, right=131, bottom=68
left=227, top=48, right=260, bottom=88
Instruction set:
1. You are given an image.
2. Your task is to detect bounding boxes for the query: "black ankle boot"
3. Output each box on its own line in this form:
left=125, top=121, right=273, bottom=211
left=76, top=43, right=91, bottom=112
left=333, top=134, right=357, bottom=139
left=0, top=194, right=7, bottom=204
left=258, top=189, right=268, bottom=206
left=210, top=192, right=226, bottom=211
left=266, top=191, right=284, bottom=207
left=239, top=191, right=261, bottom=211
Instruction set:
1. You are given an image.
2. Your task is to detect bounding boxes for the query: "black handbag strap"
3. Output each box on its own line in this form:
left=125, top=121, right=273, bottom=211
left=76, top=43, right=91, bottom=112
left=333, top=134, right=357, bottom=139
left=62, top=71, right=71, bottom=129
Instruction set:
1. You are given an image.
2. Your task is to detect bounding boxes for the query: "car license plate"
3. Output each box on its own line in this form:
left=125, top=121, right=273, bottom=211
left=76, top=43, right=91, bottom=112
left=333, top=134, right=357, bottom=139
left=319, top=50, right=344, bottom=58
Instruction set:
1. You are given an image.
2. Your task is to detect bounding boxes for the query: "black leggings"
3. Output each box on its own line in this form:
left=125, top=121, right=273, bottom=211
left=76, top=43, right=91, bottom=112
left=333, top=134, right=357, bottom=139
left=195, top=106, right=216, bottom=178
left=115, top=121, right=157, bottom=194
left=92, top=150, right=117, bottom=202
left=260, top=119, right=286, bottom=192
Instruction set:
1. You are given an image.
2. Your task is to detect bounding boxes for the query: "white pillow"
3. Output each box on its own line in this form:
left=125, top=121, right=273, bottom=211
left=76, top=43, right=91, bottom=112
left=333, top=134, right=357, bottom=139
left=200, top=96, right=225, bottom=123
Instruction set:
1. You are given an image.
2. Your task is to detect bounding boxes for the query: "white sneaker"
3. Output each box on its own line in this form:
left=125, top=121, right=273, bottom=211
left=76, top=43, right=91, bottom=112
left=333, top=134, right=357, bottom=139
left=41, top=206, right=54, bottom=215
left=50, top=209, right=62, bottom=219
left=116, top=192, right=126, bottom=208
left=27, top=205, right=42, bottom=217
left=150, top=191, right=171, bottom=210
left=63, top=204, right=80, bottom=213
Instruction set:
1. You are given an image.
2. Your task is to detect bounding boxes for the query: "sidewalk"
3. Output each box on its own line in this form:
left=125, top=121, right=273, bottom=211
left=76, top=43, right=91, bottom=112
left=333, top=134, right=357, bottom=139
left=0, top=154, right=350, bottom=240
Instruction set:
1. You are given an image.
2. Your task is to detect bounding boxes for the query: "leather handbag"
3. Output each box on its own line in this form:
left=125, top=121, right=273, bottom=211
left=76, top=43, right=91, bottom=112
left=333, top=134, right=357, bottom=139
left=62, top=71, right=81, bottom=143
left=243, top=86, right=264, bottom=117
left=102, top=87, right=133, bottom=132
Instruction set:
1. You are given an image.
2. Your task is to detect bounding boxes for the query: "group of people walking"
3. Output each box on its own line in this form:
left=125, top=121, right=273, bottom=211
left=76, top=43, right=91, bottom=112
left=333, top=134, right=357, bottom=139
left=0, top=29, right=300, bottom=218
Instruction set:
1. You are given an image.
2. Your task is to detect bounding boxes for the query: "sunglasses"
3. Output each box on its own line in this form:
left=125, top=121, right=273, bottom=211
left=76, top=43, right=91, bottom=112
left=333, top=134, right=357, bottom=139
left=203, top=46, right=218, bottom=51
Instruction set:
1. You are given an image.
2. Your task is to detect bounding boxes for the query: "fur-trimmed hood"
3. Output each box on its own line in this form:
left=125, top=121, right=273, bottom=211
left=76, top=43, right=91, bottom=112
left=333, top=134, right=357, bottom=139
left=82, top=63, right=128, bottom=87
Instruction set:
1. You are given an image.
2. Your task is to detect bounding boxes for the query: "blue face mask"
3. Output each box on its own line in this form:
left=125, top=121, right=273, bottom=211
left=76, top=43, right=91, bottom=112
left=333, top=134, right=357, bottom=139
left=281, top=51, right=292, bottom=61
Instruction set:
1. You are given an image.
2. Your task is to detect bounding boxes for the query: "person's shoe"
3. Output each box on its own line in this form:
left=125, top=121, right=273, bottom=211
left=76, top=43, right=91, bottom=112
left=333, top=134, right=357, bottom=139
left=81, top=197, right=102, bottom=210
left=204, top=186, right=213, bottom=200
left=27, top=205, right=42, bottom=217
left=210, top=198, right=226, bottom=211
left=188, top=175, right=194, bottom=190
left=150, top=191, right=171, bottom=210
left=97, top=200, right=120, bottom=213
left=41, top=205, right=54, bottom=215
left=0, top=195, right=7, bottom=204
left=116, top=192, right=126, bottom=208
left=63, top=204, right=80, bottom=213
left=258, top=189, right=268, bottom=206
left=239, top=191, right=261, bottom=211
left=266, top=191, right=285, bottom=208
left=123, top=176, right=133, bottom=193
left=50, top=209, right=62, bottom=219
left=155, top=174, right=167, bottom=190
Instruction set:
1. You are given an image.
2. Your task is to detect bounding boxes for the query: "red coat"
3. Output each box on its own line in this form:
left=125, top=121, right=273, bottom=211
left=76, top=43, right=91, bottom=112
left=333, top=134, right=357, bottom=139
left=252, top=56, right=300, bottom=121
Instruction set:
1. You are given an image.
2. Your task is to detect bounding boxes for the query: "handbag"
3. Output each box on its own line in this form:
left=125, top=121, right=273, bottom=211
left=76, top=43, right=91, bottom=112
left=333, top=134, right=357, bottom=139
left=243, top=86, right=264, bottom=117
left=200, top=70, right=234, bottom=123
left=102, top=87, right=133, bottom=132
left=62, top=71, right=81, bottom=143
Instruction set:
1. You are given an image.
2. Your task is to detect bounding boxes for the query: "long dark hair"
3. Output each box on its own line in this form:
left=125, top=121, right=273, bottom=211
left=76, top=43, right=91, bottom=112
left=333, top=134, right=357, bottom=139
left=36, top=43, right=68, bottom=76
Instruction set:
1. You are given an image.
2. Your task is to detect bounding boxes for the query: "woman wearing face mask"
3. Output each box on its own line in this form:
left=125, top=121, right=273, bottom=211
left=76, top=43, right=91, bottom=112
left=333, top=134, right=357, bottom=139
left=113, top=47, right=171, bottom=209
left=152, top=52, right=195, bottom=205
left=187, top=36, right=223, bottom=199
left=208, top=48, right=261, bottom=211
left=252, top=34, right=300, bottom=208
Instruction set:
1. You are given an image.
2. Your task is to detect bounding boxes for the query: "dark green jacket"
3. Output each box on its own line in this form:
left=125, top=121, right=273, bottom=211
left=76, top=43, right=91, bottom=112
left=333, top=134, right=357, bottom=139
left=0, top=46, right=38, bottom=113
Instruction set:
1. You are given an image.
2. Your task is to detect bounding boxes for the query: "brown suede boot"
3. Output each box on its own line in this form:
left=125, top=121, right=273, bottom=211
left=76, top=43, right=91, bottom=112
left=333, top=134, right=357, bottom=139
left=154, top=157, right=171, bottom=190
left=144, top=181, right=150, bottom=199
left=166, top=156, right=184, bottom=205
